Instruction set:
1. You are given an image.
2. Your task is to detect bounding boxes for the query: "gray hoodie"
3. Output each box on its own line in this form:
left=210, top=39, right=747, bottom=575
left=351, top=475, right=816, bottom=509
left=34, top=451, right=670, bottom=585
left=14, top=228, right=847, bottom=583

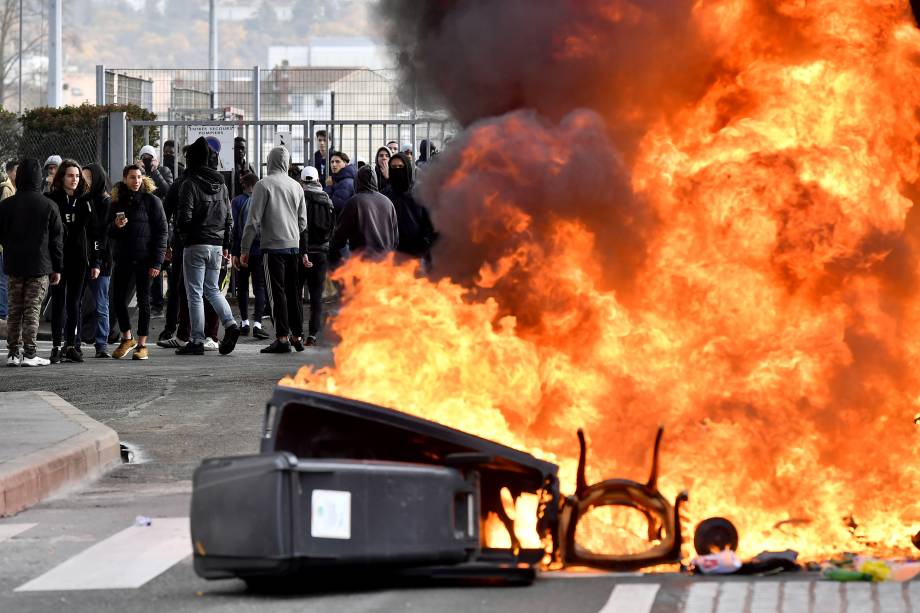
left=242, top=147, right=308, bottom=253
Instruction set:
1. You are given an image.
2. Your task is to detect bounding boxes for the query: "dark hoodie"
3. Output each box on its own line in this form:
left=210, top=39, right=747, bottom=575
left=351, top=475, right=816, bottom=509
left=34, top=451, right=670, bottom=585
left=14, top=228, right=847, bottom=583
left=0, top=158, right=64, bottom=277
left=80, top=163, right=113, bottom=275
left=374, top=146, right=391, bottom=193
left=177, top=137, right=232, bottom=249
left=383, top=152, right=438, bottom=258
left=324, top=162, right=357, bottom=217
left=332, top=165, right=398, bottom=257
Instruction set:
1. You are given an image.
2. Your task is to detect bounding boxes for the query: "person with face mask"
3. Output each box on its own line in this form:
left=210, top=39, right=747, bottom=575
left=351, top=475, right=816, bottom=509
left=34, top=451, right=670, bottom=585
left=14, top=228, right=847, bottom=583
left=383, top=152, right=438, bottom=266
left=162, top=140, right=185, bottom=179
left=374, top=146, right=391, bottom=193
left=137, top=145, right=174, bottom=200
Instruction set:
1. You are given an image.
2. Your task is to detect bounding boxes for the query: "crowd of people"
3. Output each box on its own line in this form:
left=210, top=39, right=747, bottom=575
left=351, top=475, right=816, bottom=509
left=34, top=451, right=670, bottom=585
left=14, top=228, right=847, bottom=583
left=0, top=130, right=438, bottom=366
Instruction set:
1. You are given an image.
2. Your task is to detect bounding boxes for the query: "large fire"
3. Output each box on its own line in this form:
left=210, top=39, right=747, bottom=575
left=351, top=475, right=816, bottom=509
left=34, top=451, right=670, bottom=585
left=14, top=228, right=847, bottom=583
left=283, top=0, right=920, bottom=561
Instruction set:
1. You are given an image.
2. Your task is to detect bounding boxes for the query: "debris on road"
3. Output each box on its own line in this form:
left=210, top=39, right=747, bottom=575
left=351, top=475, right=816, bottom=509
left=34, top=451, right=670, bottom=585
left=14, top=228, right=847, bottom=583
left=135, top=516, right=152, bottom=527
left=693, top=517, right=739, bottom=555
left=821, top=555, right=920, bottom=582
left=691, top=550, right=742, bottom=575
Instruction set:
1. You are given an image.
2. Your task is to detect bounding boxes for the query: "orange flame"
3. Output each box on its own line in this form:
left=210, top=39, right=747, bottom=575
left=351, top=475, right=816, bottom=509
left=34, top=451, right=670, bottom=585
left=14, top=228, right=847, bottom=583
left=283, top=0, right=920, bottom=561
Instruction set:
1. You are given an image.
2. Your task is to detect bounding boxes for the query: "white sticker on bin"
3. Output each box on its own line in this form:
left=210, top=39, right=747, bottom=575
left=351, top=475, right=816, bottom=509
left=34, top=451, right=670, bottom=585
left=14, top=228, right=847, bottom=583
left=311, top=490, right=351, bottom=539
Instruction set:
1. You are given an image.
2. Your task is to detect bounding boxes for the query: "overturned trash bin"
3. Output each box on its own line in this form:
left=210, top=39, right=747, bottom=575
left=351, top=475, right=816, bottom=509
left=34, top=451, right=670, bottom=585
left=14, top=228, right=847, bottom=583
left=190, top=387, right=559, bottom=587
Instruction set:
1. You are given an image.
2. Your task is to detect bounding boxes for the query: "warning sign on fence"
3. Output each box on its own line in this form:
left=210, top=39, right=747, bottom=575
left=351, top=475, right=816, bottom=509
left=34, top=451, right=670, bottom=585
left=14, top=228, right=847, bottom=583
left=187, top=125, right=236, bottom=171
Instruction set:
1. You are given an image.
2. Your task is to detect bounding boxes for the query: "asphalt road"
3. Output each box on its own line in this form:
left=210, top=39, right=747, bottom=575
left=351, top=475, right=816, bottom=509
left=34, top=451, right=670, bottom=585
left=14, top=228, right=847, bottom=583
left=0, top=319, right=917, bottom=612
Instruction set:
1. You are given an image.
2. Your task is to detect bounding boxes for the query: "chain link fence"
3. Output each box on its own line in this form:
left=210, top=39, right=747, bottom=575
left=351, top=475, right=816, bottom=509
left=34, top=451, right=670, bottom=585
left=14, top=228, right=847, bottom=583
left=17, top=118, right=107, bottom=169
left=103, top=67, right=437, bottom=122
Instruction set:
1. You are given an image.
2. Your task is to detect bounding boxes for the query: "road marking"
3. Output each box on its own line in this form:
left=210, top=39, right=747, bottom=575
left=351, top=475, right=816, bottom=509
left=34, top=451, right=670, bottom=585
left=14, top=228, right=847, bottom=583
left=877, top=582, right=907, bottom=613
left=684, top=582, right=719, bottom=613
left=598, top=583, right=660, bottom=613
left=750, top=581, right=779, bottom=613
left=781, top=582, right=810, bottom=611
left=0, top=523, right=37, bottom=542
left=813, top=582, right=841, bottom=613
left=845, top=582, right=872, bottom=613
left=715, top=582, right=748, bottom=613
left=15, top=517, right=190, bottom=591
left=909, top=581, right=920, bottom=607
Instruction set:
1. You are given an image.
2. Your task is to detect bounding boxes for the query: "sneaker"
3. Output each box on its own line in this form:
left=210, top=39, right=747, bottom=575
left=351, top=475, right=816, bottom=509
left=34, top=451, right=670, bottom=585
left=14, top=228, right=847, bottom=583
left=203, top=338, right=219, bottom=352
left=21, top=354, right=50, bottom=367
left=7, top=352, right=21, bottom=367
left=260, top=339, right=291, bottom=354
left=95, top=348, right=111, bottom=359
left=176, top=341, right=205, bottom=355
left=132, top=345, right=149, bottom=360
left=219, top=324, right=241, bottom=355
left=50, top=346, right=62, bottom=364
left=156, top=335, right=187, bottom=349
left=158, top=328, right=176, bottom=343
left=291, top=337, right=305, bottom=352
left=306, top=336, right=317, bottom=346
left=112, top=338, right=138, bottom=359
left=240, top=324, right=250, bottom=336
left=252, top=326, right=270, bottom=340
left=63, top=346, right=84, bottom=363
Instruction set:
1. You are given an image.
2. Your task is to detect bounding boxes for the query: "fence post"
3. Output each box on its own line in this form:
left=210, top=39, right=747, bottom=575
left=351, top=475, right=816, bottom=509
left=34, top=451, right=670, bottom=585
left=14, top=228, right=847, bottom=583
left=109, top=112, right=127, bottom=177
left=253, top=65, right=261, bottom=176
left=95, top=64, right=105, bottom=106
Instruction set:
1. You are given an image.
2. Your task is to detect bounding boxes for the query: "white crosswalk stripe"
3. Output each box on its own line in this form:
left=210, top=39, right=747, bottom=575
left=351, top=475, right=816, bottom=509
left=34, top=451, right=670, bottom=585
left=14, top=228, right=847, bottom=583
left=597, top=583, right=660, bottom=613
left=813, top=582, right=841, bottom=613
left=0, top=523, right=37, bottom=542
left=781, top=582, right=810, bottom=611
left=877, top=582, right=908, bottom=613
left=715, top=582, right=749, bottom=613
left=845, top=582, right=872, bottom=613
left=684, top=582, right=719, bottom=613
left=750, top=582, right=780, bottom=613
left=910, top=582, right=920, bottom=608
left=15, top=517, right=190, bottom=591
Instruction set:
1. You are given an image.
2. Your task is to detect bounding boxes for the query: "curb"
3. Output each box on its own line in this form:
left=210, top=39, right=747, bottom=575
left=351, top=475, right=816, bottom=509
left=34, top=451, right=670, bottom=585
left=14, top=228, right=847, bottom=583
left=0, top=391, right=120, bottom=517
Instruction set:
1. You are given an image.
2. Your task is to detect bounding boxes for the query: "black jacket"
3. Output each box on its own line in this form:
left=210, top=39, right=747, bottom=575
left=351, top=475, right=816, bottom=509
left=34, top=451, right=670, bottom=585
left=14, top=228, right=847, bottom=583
left=48, top=188, right=98, bottom=271
left=332, top=166, right=398, bottom=257
left=108, top=179, right=168, bottom=268
left=144, top=163, right=173, bottom=200
left=177, top=168, right=232, bottom=249
left=81, top=163, right=113, bottom=275
left=0, top=158, right=64, bottom=277
left=304, top=183, right=334, bottom=253
left=383, top=153, right=437, bottom=258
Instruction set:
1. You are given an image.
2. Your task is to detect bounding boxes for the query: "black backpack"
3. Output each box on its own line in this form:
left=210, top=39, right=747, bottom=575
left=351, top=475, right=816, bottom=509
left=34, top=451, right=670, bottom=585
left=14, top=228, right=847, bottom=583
left=306, top=189, right=335, bottom=249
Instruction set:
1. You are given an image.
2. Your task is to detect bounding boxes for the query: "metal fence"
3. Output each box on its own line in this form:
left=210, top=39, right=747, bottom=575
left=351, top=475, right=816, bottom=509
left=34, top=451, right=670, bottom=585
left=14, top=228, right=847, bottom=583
left=98, top=66, right=438, bottom=123
left=120, top=117, right=457, bottom=179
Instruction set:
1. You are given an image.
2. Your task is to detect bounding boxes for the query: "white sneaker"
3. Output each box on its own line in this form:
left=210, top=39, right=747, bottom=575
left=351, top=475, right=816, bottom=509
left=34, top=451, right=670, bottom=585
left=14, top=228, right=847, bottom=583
left=203, top=338, right=219, bottom=351
left=21, top=355, right=50, bottom=367
left=7, top=352, right=21, bottom=366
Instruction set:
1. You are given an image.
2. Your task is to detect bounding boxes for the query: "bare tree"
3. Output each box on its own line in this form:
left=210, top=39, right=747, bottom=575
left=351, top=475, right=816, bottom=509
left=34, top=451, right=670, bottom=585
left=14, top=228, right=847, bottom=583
left=0, top=0, right=44, bottom=109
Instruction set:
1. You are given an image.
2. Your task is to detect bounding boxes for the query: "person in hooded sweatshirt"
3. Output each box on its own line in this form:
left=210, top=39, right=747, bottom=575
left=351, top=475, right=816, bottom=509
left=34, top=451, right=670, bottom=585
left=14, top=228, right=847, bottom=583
left=299, top=165, right=335, bottom=346
left=47, top=159, right=98, bottom=363
left=175, top=136, right=240, bottom=356
left=383, top=152, right=438, bottom=267
left=323, top=150, right=356, bottom=219
left=80, top=164, right=113, bottom=358
left=107, top=164, right=168, bottom=361
left=332, top=165, right=398, bottom=262
left=0, top=158, right=63, bottom=366
left=374, top=146, right=391, bottom=193
left=241, top=146, right=310, bottom=354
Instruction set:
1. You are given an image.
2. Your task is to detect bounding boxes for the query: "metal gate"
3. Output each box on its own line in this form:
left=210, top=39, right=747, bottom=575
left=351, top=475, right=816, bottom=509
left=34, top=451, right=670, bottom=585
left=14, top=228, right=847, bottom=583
left=109, top=112, right=456, bottom=179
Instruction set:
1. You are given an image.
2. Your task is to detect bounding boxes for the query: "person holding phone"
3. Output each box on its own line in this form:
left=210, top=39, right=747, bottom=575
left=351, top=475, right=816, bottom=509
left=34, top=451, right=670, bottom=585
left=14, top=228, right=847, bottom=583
left=107, top=165, right=167, bottom=360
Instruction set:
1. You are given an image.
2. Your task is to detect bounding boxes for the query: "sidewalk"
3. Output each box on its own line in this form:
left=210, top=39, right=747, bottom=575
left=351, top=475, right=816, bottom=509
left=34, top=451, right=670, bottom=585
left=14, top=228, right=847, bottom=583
left=0, top=391, right=120, bottom=517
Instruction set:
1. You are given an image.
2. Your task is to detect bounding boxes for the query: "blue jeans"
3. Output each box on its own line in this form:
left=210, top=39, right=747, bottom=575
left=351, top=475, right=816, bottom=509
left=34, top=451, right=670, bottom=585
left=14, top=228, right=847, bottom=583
left=0, top=252, right=7, bottom=319
left=89, top=273, right=110, bottom=349
left=183, top=245, right=235, bottom=344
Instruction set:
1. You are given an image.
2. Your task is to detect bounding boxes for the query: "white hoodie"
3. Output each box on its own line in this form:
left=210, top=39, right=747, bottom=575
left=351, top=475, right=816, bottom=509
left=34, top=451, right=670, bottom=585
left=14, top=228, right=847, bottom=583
left=241, top=147, right=308, bottom=252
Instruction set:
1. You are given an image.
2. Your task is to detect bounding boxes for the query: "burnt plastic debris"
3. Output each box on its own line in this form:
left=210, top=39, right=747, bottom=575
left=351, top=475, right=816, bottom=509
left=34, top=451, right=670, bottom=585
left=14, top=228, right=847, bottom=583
left=190, top=387, right=700, bottom=586
left=738, top=550, right=799, bottom=575
left=913, top=530, right=920, bottom=551
left=693, top=517, right=739, bottom=555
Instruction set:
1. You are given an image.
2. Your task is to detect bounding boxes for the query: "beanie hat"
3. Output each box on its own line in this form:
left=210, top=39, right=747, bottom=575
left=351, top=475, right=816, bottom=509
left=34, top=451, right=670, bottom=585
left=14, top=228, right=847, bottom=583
left=43, top=154, right=62, bottom=168
left=138, top=145, right=158, bottom=159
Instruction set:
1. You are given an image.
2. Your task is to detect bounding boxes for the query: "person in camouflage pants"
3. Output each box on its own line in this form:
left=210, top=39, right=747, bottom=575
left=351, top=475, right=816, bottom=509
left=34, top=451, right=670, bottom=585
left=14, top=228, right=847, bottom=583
left=0, top=158, right=63, bottom=367
left=7, top=276, right=50, bottom=359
